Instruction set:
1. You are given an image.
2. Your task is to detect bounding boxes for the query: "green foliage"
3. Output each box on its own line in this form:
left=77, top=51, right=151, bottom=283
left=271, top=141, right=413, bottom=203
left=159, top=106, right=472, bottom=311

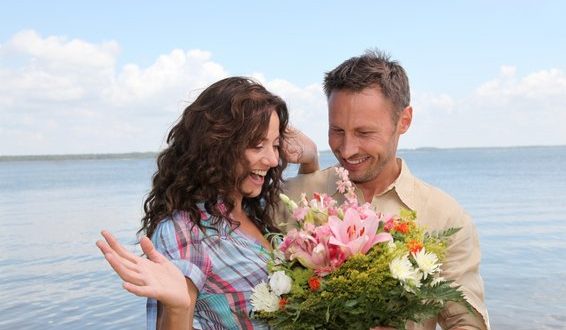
left=400, top=208, right=417, bottom=221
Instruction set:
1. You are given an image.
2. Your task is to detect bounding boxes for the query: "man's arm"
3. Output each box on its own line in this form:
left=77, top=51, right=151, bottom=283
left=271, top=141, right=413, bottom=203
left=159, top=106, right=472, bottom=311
left=437, top=211, right=489, bottom=330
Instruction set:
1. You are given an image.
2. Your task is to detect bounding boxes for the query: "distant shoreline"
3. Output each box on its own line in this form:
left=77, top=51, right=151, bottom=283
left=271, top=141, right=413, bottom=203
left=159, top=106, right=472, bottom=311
left=0, top=152, right=158, bottom=162
left=1, top=145, right=564, bottom=162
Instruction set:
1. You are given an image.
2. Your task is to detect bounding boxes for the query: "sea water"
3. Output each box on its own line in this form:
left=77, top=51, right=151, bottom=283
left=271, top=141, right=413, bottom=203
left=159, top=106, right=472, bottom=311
left=1, top=146, right=565, bottom=329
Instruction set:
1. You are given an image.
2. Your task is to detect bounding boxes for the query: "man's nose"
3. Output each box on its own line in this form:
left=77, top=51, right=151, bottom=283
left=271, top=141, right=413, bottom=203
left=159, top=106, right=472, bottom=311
left=339, top=134, right=359, bottom=159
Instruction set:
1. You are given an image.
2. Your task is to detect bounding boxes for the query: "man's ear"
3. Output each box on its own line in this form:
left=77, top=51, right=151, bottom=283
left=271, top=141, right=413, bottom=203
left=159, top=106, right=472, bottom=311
left=398, top=106, right=413, bottom=134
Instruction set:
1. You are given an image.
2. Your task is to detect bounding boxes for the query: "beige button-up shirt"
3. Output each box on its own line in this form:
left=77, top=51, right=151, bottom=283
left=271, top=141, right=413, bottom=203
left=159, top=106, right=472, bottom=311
left=280, top=159, right=490, bottom=330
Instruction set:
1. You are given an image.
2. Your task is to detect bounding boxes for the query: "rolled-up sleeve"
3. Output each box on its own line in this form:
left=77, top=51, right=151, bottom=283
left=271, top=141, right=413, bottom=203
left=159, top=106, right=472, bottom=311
left=146, top=216, right=211, bottom=330
left=152, top=218, right=211, bottom=290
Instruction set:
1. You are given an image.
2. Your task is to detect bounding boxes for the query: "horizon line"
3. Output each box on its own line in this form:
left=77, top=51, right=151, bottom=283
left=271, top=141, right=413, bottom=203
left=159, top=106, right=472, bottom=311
left=1, top=144, right=565, bottom=161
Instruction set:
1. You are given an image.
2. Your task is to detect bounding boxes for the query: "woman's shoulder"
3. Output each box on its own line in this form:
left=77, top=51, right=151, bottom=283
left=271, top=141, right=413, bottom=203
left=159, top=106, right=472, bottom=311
left=152, top=210, right=207, bottom=242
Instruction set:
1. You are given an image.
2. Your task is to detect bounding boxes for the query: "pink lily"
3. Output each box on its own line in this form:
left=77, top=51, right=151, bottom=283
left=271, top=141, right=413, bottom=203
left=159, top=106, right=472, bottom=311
left=328, top=208, right=392, bottom=256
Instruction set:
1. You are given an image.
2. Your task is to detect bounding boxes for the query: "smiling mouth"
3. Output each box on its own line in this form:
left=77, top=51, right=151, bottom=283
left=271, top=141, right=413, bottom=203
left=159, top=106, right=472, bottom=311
left=343, top=156, right=370, bottom=165
left=249, top=169, right=267, bottom=182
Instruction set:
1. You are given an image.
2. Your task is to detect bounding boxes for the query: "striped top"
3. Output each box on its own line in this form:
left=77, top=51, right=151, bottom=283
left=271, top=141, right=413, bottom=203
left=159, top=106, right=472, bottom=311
left=146, top=206, right=271, bottom=330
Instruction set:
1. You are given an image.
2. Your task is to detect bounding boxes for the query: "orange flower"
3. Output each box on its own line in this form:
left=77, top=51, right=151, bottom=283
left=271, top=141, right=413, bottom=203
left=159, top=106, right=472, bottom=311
left=308, top=276, right=321, bottom=291
left=407, top=239, right=423, bottom=253
left=394, top=222, right=410, bottom=234
left=279, top=297, right=288, bottom=310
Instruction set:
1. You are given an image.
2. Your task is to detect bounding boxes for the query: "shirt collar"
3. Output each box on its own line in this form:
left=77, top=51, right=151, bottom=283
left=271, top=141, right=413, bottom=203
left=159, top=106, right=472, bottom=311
left=374, top=158, right=417, bottom=210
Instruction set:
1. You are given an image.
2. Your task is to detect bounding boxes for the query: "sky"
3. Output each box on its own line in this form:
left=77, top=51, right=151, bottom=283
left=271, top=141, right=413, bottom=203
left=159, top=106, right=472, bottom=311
left=1, top=1, right=565, bottom=155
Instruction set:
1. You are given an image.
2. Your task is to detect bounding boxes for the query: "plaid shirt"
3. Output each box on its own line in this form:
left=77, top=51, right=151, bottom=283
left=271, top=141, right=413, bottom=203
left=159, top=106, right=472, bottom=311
left=146, top=206, right=271, bottom=330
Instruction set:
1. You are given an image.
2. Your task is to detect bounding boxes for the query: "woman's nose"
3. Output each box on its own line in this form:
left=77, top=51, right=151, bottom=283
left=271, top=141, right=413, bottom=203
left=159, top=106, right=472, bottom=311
left=263, top=148, right=279, bottom=167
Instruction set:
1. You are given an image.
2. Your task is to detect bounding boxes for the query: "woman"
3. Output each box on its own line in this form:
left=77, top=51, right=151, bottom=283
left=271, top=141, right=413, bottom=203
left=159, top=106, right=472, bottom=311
left=97, top=77, right=318, bottom=329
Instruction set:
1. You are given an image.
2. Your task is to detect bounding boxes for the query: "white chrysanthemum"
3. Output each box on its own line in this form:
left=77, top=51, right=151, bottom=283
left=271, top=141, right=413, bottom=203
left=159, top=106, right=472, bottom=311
left=269, top=271, right=293, bottom=296
left=413, top=249, right=441, bottom=280
left=250, top=282, right=279, bottom=312
left=390, top=254, right=422, bottom=292
left=390, top=254, right=415, bottom=281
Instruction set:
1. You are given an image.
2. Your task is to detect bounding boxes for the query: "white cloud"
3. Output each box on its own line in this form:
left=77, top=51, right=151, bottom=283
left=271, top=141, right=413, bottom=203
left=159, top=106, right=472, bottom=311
left=406, top=65, right=566, bottom=148
left=1, top=30, right=565, bottom=156
left=500, top=65, right=517, bottom=78
left=413, top=93, right=456, bottom=115
left=0, top=31, right=231, bottom=155
left=1, top=29, right=119, bottom=69
left=264, top=79, right=328, bottom=150
left=0, top=30, right=327, bottom=156
left=103, top=49, right=228, bottom=109
left=0, top=30, right=117, bottom=112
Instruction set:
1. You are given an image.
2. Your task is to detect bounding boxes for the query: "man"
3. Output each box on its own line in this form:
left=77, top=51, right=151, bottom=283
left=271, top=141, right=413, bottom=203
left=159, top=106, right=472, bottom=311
left=282, top=50, right=490, bottom=329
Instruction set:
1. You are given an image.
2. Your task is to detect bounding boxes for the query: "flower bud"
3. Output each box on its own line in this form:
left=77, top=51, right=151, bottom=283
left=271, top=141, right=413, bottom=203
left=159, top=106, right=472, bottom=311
left=268, top=271, right=293, bottom=296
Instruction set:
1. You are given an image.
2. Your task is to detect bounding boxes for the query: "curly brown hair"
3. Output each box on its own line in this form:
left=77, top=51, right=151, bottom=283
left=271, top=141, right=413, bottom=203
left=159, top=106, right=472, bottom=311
left=139, top=77, right=289, bottom=239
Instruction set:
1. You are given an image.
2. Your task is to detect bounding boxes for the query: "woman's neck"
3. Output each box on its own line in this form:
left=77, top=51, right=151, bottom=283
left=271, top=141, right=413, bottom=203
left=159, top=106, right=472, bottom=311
left=230, top=197, right=245, bottom=216
left=229, top=191, right=244, bottom=212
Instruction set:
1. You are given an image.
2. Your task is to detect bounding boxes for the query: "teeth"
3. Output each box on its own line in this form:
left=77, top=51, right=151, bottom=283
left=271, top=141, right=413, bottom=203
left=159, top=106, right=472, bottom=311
left=251, top=170, right=267, bottom=177
left=345, top=157, right=367, bottom=165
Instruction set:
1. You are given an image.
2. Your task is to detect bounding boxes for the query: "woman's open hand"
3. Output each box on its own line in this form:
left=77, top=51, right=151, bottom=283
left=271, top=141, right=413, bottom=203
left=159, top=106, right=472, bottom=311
left=96, top=230, right=191, bottom=310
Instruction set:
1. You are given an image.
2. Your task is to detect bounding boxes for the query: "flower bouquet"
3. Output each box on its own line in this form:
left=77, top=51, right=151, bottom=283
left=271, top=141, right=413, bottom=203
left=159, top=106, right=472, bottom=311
left=251, top=168, right=471, bottom=330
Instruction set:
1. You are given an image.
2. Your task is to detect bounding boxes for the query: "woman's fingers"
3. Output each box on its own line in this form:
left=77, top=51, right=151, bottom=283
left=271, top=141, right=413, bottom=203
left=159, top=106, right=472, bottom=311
left=100, top=230, right=138, bottom=263
left=282, top=126, right=319, bottom=172
left=103, top=251, right=145, bottom=286
left=96, top=239, right=112, bottom=254
left=140, top=236, right=167, bottom=264
left=97, top=230, right=191, bottom=306
left=282, top=127, right=302, bottom=163
left=123, top=282, right=158, bottom=299
left=98, top=233, right=193, bottom=310
left=96, top=239, right=139, bottom=272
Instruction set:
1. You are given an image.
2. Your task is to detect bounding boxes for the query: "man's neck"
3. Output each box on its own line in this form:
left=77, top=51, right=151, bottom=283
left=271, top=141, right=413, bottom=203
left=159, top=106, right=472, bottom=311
left=357, top=158, right=402, bottom=203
